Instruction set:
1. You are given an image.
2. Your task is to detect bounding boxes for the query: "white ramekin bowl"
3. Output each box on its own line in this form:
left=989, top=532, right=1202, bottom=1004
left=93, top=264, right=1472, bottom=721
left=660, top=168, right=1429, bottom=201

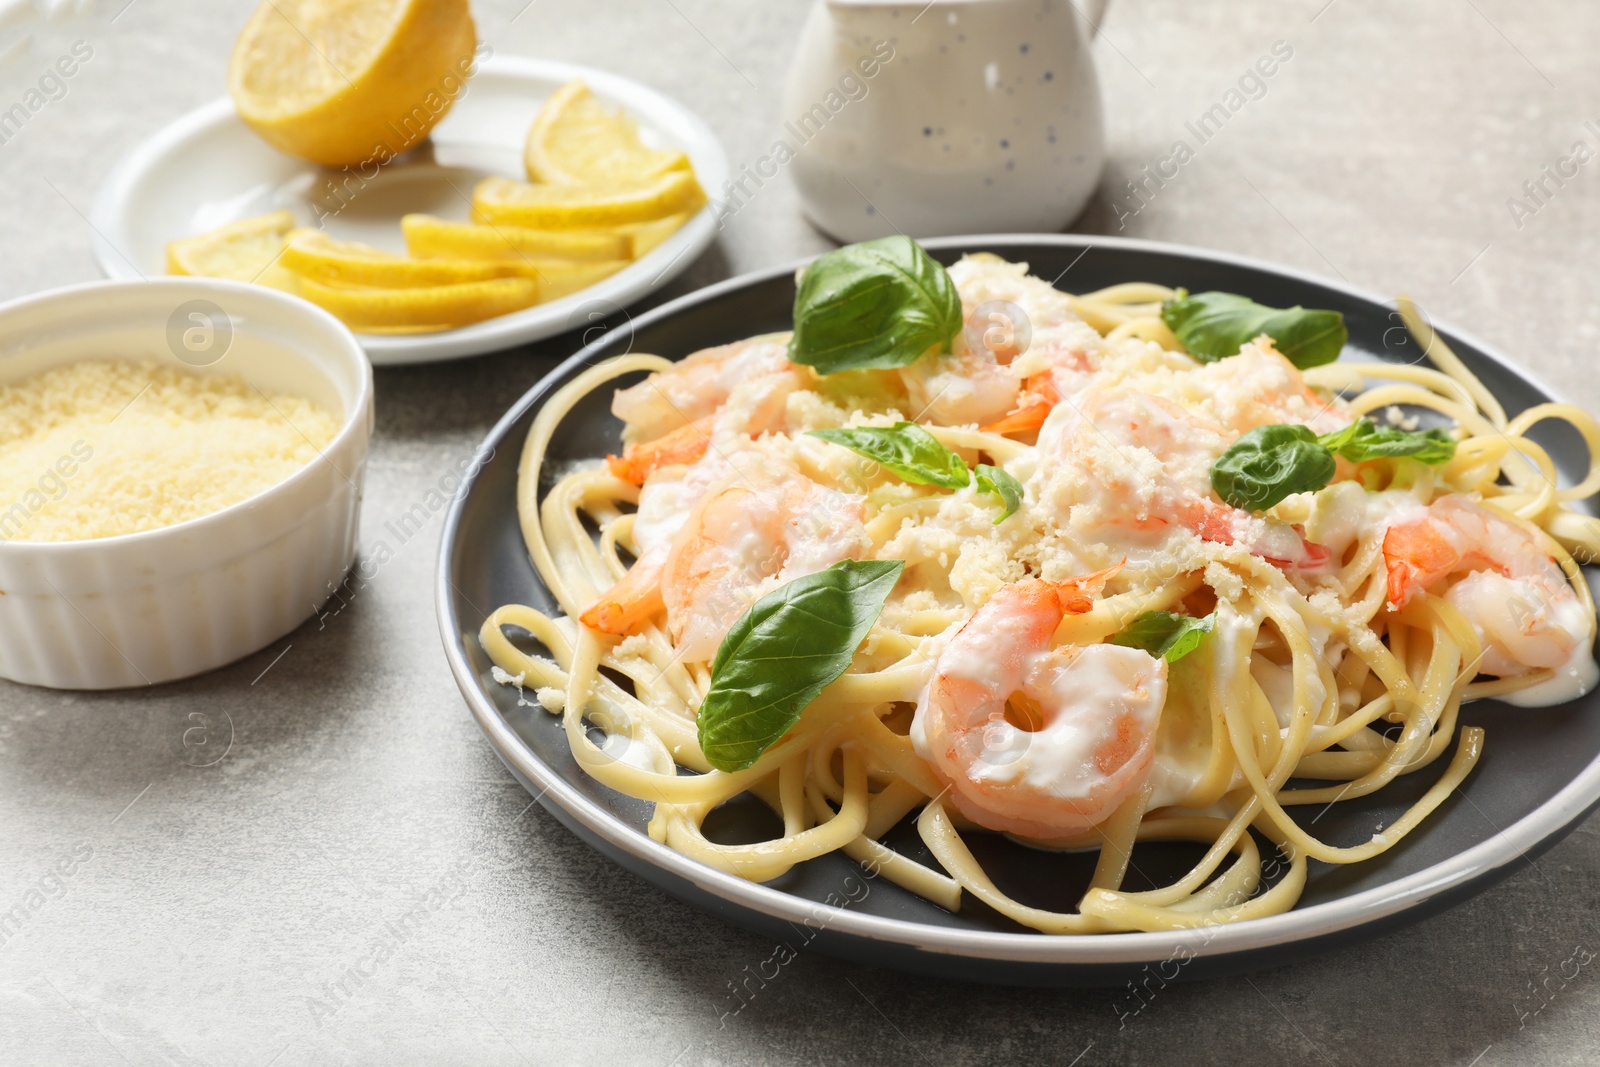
left=0, top=278, right=373, bottom=689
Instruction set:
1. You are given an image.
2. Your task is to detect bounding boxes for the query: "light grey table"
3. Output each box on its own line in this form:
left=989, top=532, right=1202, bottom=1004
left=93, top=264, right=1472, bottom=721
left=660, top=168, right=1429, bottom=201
left=2, top=1, right=1598, bottom=1064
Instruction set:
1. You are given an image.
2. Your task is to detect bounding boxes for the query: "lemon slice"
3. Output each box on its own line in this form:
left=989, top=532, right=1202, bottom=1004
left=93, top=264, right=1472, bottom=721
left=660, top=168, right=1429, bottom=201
left=166, top=210, right=300, bottom=291
left=354, top=324, right=454, bottom=335
left=401, top=214, right=630, bottom=262
left=283, top=229, right=543, bottom=287
left=404, top=213, right=690, bottom=262
left=524, top=80, right=689, bottom=185
left=472, top=172, right=705, bottom=230
left=534, top=260, right=629, bottom=303
left=620, top=212, right=693, bottom=257
left=298, top=276, right=540, bottom=330
left=228, top=0, right=477, bottom=167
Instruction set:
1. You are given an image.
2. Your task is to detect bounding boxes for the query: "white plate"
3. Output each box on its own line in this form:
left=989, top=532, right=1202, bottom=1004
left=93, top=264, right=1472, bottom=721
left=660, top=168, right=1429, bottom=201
left=90, top=56, right=730, bottom=366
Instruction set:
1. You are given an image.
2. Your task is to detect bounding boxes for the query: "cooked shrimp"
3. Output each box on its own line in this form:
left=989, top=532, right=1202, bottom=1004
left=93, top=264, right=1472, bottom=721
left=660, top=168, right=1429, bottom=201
left=1037, top=387, right=1325, bottom=569
left=946, top=255, right=1107, bottom=372
left=899, top=349, right=1021, bottom=428
left=608, top=352, right=804, bottom=485
left=984, top=325, right=1347, bottom=444
left=1038, top=388, right=1231, bottom=543
left=581, top=547, right=667, bottom=634
left=606, top=416, right=713, bottom=486
left=611, top=337, right=797, bottom=444
left=982, top=374, right=1061, bottom=437
left=911, top=575, right=1167, bottom=839
left=581, top=451, right=736, bottom=634
left=661, top=467, right=871, bottom=661
left=1383, top=495, right=1596, bottom=678
left=904, top=253, right=1127, bottom=430
left=1184, top=343, right=1350, bottom=437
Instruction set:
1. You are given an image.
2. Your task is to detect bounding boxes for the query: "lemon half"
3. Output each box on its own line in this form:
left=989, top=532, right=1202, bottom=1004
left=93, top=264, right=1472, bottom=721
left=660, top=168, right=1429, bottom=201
left=228, top=0, right=478, bottom=168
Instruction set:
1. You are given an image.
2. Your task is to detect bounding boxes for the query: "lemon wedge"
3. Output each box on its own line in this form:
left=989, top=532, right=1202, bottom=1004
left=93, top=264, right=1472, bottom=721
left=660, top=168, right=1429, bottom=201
left=228, top=0, right=478, bottom=167
left=472, top=172, right=705, bottom=230
left=404, top=213, right=691, bottom=262
left=533, top=260, right=629, bottom=303
left=401, top=214, right=631, bottom=262
left=166, top=210, right=300, bottom=292
left=621, top=212, right=694, bottom=257
left=297, top=275, right=540, bottom=330
left=283, top=229, right=543, bottom=287
left=524, top=81, right=689, bottom=185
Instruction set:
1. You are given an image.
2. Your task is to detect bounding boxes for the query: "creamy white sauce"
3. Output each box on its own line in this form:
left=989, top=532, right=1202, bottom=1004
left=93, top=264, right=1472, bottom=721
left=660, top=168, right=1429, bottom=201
left=1302, top=480, right=1368, bottom=558
left=600, top=733, right=665, bottom=773
left=1304, top=483, right=1428, bottom=560
left=1209, top=605, right=1259, bottom=697
left=632, top=477, right=698, bottom=555
left=1144, top=736, right=1208, bottom=810
left=1250, top=658, right=1297, bottom=729
left=908, top=681, right=933, bottom=758
left=1498, top=628, right=1600, bottom=707
left=911, top=630, right=1168, bottom=806
left=988, top=645, right=1164, bottom=797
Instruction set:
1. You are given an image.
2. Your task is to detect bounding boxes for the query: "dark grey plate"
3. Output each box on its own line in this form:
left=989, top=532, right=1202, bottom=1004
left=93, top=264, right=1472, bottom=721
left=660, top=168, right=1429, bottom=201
left=435, top=235, right=1600, bottom=986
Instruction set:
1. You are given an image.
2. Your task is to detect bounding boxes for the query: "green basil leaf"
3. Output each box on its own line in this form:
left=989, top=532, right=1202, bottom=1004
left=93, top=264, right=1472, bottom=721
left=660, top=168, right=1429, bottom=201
left=1160, top=289, right=1347, bottom=369
left=1111, top=611, right=1216, bottom=662
left=1210, top=424, right=1336, bottom=512
left=1316, top=417, right=1457, bottom=465
left=788, top=236, right=963, bottom=373
left=808, top=422, right=971, bottom=490
left=975, top=463, right=1023, bottom=522
left=697, top=559, right=904, bottom=772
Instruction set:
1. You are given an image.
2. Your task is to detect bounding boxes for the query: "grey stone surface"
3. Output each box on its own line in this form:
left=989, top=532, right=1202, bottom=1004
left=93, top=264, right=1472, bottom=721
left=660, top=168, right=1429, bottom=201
left=1, top=0, right=1598, bottom=1064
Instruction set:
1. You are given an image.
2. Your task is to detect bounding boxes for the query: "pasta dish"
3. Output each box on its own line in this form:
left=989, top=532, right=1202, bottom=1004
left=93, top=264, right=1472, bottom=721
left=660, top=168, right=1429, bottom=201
left=481, top=238, right=1600, bottom=933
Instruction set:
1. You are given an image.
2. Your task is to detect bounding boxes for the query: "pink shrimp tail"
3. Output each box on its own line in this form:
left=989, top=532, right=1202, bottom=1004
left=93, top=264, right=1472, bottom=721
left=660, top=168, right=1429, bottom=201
left=1050, top=561, right=1123, bottom=615
left=580, top=556, right=665, bottom=635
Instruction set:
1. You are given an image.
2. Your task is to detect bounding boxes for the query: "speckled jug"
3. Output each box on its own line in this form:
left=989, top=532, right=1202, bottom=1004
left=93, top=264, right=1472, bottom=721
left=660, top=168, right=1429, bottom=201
left=782, top=0, right=1109, bottom=241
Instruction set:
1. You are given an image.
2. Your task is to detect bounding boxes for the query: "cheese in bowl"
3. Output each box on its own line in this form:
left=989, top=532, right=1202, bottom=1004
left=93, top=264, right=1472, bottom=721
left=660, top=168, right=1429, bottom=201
left=0, top=360, right=339, bottom=542
left=0, top=277, right=372, bottom=690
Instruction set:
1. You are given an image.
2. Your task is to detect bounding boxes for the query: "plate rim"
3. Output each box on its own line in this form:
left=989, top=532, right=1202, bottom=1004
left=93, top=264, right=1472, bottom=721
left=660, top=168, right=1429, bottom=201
left=89, top=54, right=731, bottom=366
left=435, top=232, right=1600, bottom=967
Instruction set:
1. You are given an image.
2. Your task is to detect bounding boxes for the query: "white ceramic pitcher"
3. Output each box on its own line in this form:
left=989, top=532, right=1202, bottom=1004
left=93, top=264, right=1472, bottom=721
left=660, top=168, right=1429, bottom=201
left=781, top=0, right=1110, bottom=241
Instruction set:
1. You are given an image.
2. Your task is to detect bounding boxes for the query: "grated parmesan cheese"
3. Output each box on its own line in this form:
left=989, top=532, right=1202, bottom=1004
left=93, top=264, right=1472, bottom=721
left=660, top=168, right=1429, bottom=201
left=491, top=666, right=526, bottom=689
left=0, top=359, right=338, bottom=542
left=1384, top=404, right=1421, bottom=431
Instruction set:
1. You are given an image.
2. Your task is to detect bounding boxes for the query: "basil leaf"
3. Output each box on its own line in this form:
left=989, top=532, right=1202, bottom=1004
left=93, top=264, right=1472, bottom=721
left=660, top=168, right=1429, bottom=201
left=808, top=422, right=971, bottom=490
left=1210, top=424, right=1336, bottom=512
left=1111, top=611, right=1216, bottom=662
left=975, top=463, right=1023, bottom=522
left=1160, top=289, right=1347, bottom=369
left=1316, top=417, right=1456, bottom=465
left=697, top=559, right=904, bottom=772
left=788, top=236, right=963, bottom=374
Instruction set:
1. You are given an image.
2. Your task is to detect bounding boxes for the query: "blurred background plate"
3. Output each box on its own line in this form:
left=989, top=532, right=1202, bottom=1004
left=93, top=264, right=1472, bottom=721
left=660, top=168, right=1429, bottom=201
left=90, top=55, right=729, bottom=365
left=437, top=235, right=1600, bottom=986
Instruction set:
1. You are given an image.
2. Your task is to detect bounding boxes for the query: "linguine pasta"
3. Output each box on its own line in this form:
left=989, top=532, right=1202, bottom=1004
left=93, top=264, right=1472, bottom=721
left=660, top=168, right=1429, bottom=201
left=481, top=253, right=1600, bottom=934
